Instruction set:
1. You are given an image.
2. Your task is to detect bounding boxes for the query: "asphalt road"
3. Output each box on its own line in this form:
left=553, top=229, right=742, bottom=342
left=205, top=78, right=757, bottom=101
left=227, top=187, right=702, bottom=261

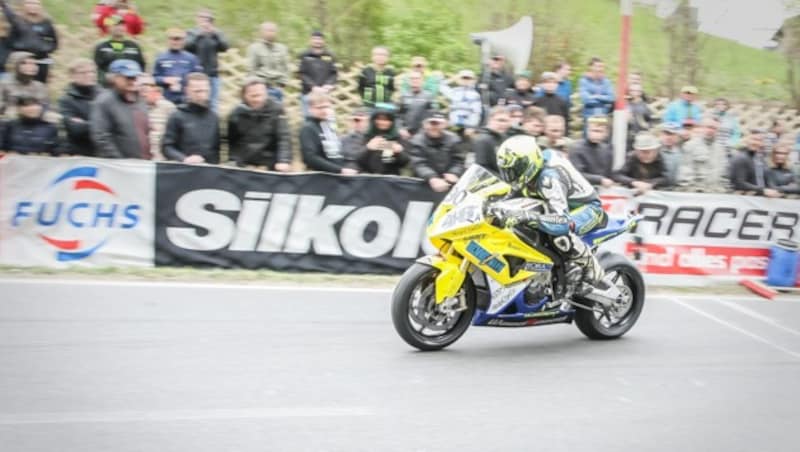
left=1, top=278, right=799, bottom=452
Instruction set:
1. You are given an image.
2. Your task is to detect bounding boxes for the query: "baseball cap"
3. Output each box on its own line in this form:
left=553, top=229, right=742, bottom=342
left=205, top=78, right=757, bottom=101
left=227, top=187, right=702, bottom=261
left=311, top=30, right=325, bottom=38
left=424, top=111, right=447, bottom=123
left=515, top=70, right=532, bottom=80
left=109, top=59, right=143, bottom=77
left=587, top=115, right=608, bottom=126
left=681, top=85, right=698, bottom=94
left=458, top=69, right=476, bottom=79
left=661, top=122, right=681, bottom=134
left=633, top=132, right=660, bottom=150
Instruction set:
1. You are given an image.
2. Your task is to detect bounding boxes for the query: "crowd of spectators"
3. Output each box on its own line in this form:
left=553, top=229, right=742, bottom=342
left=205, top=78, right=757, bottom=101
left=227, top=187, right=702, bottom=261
left=0, top=1, right=798, bottom=200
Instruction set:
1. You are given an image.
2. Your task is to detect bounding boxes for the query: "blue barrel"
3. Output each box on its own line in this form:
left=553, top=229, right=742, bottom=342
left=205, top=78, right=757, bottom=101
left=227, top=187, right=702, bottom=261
left=766, top=239, right=799, bottom=287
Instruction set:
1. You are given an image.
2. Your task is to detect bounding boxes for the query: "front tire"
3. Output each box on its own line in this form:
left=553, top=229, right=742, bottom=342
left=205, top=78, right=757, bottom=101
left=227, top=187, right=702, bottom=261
left=574, top=253, right=645, bottom=340
left=391, top=262, right=476, bottom=351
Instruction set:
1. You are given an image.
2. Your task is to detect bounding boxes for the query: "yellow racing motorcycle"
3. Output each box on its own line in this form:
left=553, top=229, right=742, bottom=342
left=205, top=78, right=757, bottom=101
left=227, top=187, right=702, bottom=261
left=392, top=165, right=645, bottom=351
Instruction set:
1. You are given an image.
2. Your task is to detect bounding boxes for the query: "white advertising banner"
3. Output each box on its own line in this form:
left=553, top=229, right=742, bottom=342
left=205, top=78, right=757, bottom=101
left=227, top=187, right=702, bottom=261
left=0, top=155, right=156, bottom=268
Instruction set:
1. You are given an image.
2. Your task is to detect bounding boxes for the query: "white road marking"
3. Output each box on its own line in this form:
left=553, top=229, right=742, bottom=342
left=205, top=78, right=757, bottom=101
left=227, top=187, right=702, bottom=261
left=702, top=298, right=800, bottom=338
left=0, top=407, right=374, bottom=425
left=669, top=298, right=800, bottom=361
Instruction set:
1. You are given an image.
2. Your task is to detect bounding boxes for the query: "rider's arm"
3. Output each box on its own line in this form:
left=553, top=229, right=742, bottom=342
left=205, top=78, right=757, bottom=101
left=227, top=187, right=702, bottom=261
left=531, top=168, right=572, bottom=236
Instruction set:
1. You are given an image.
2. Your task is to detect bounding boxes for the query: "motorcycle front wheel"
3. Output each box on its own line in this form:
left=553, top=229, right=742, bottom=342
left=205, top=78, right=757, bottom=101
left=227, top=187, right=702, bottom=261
left=391, top=262, right=476, bottom=351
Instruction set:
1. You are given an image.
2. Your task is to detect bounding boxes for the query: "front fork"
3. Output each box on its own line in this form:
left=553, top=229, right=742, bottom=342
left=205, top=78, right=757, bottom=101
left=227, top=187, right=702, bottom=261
left=416, top=248, right=471, bottom=305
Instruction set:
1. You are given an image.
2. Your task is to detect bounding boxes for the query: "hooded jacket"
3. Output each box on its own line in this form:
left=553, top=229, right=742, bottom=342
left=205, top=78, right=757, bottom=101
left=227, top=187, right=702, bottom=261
left=0, top=51, right=49, bottom=117
left=1, top=3, right=57, bottom=59
left=162, top=103, right=220, bottom=163
left=227, top=99, right=291, bottom=168
left=355, top=109, right=410, bottom=175
left=409, top=130, right=464, bottom=181
left=2, top=113, right=59, bottom=155
left=58, top=83, right=103, bottom=156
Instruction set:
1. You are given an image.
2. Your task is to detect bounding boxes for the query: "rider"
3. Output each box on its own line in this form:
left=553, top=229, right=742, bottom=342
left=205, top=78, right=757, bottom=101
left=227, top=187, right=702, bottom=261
left=491, top=134, right=607, bottom=294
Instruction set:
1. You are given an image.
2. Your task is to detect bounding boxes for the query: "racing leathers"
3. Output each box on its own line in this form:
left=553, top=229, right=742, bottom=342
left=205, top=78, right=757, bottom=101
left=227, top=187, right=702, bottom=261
left=497, top=149, right=606, bottom=292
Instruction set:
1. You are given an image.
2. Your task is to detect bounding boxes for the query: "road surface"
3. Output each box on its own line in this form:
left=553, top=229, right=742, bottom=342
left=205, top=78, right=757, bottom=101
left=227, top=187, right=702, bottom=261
left=1, top=278, right=799, bottom=452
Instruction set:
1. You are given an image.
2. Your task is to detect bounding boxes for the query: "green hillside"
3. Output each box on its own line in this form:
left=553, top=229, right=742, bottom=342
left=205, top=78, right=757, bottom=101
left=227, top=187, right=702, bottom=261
left=43, top=0, right=790, bottom=102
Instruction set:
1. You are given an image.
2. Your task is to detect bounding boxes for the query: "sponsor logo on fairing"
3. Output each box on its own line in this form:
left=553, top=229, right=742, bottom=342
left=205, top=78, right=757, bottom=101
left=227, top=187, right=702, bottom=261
left=10, top=166, right=141, bottom=261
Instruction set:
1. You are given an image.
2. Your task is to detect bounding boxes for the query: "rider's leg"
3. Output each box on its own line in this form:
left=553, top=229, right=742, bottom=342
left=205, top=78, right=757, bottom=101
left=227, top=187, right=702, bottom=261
left=565, top=201, right=607, bottom=291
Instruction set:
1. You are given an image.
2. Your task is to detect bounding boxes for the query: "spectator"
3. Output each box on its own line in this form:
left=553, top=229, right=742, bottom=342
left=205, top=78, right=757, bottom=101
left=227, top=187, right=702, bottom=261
left=247, top=22, right=290, bottom=101
left=508, top=104, right=524, bottom=128
left=473, top=106, right=511, bottom=173
left=478, top=54, right=513, bottom=107
left=93, top=14, right=145, bottom=85
left=628, top=70, right=650, bottom=102
left=298, top=31, right=337, bottom=103
left=569, top=116, right=615, bottom=188
left=409, top=111, right=464, bottom=192
left=358, top=46, right=396, bottom=108
left=663, top=85, right=702, bottom=136
left=400, top=56, right=440, bottom=97
left=341, top=108, right=370, bottom=167
left=533, top=71, right=569, bottom=129
left=162, top=73, right=219, bottom=164
left=90, top=59, right=150, bottom=159
left=680, top=118, right=727, bottom=191
left=767, top=142, right=800, bottom=195
left=355, top=108, right=409, bottom=175
left=0, top=51, right=47, bottom=118
left=2, top=94, right=57, bottom=154
left=137, top=74, right=175, bottom=160
left=578, top=57, right=614, bottom=123
left=711, top=97, right=741, bottom=156
left=502, top=71, right=536, bottom=108
left=92, top=0, right=143, bottom=37
left=730, top=128, right=781, bottom=198
left=439, top=69, right=482, bottom=132
left=397, top=70, right=436, bottom=141
left=58, top=59, right=101, bottom=156
left=520, top=106, right=545, bottom=137
left=554, top=61, right=573, bottom=106
left=765, top=118, right=785, bottom=156
left=659, top=123, right=684, bottom=187
left=538, top=115, right=570, bottom=155
left=227, top=78, right=291, bottom=171
left=1, top=0, right=57, bottom=83
left=299, top=92, right=356, bottom=174
left=153, top=29, right=203, bottom=105
left=185, top=9, right=229, bottom=112
left=613, top=132, right=669, bottom=194
left=625, top=82, right=652, bottom=149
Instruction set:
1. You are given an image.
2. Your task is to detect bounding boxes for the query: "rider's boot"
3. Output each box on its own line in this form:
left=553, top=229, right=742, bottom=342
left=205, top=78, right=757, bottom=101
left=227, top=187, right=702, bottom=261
left=558, top=233, right=607, bottom=296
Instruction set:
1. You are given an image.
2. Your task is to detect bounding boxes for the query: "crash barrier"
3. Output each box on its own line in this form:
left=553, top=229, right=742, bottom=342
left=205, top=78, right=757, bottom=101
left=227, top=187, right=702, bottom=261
left=1, top=155, right=799, bottom=286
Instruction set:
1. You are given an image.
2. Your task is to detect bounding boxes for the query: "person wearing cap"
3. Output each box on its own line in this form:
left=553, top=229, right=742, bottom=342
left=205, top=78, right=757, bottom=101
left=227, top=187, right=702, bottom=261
left=767, top=141, right=799, bottom=196
left=93, top=14, right=146, bottom=86
left=477, top=54, right=514, bottom=107
left=613, top=132, right=669, bottom=194
left=439, top=69, right=482, bottom=132
left=729, top=128, right=782, bottom=198
left=58, top=59, right=102, bottom=156
left=136, top=73, right=175, bottom=160
left=153, top=28, right=203, bottom=105
left=90, top=58, right=151, bottom=159
left=680, top=118, right=728, bottom=192
left=299, top=91, right=356, bottom=175
left=341, top=107, right=371, bottom=168
left=473, top=106, right=512, bottom=173
left=658, top=122, right=685, bottom=187
left=663, top=85, right=702, bottom=135
left=1, top=0, right=57, bottom=83
left=502, top=71, right=537, bottom=108
left=397, top=70, right=436, bottom=141
left=0, top=51, right=48, bottom=118
left=569, top=116, right=615, bottom=188
left=226, top=77, right=291, bottom=171
left=533, top=71, right=569, bottom=130
left=247, top=22, right=290, bottom=101
left=185, top=9, right=229, bottom=113
left=2, top=94, right=58, bottom=155
left=409, top=111, right=464, bottom=192
left=93, top=0, right=144, bottom=37
left=578, top=57, right=614, bottom=130
left=298, top=31, right=337, bottom=97
left=358, top=46, right=396, bottom=108
left=353, top=107, right=410, bottom=175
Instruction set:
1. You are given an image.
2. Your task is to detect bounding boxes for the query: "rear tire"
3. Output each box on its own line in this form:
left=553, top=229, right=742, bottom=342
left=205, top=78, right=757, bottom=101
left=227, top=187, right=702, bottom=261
left=391, top=262, right=476, bottom=351
left=574, top=253, right=645, bottom=340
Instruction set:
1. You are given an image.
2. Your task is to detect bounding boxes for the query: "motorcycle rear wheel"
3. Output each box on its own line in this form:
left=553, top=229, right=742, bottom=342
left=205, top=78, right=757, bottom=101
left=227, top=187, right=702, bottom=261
left=391, top=262, right=476, bottom=351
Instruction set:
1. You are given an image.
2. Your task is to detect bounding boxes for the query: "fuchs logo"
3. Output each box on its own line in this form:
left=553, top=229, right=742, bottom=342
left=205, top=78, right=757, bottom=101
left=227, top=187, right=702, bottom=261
left=11, top=166, right=141, bottom=262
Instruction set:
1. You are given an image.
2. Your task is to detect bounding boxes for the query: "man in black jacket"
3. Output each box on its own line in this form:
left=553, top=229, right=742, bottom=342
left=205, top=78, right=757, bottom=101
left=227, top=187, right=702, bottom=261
left=1, top=0, right=57, bottom=83
left=93, top=15, right=145, bottom=85
left=533, top=72, right=570, bottom=130
left=58, top=58, right=102, bottom=156
left=478, top=55, right=514, bottom=107
left=473, top=106, right=511, bottom=173
left=358, top=46, right=395, bottom=108
left=185, top=9, right=229, bottom=112
left=397, top=70, right=435, bottom=141
left=569, top=116, right=615, bottom=188
left=299, top=92, right=357, bottom=174
left=298, top=31, right=337, bottom=96
left=162, top=72, right=220, bottom=164
left=90, top=59, right=151, bottom=159
left=767, top=142, right=799, bottom=195
left=730, top=128, right=781, bottom=198
left=227, top=78, right=291, bottom=171
left=409, top=112, right=464, bottom=192
left=613, top=132, right=668, bottom=194
left=2, top=94, right=58, bottom=154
